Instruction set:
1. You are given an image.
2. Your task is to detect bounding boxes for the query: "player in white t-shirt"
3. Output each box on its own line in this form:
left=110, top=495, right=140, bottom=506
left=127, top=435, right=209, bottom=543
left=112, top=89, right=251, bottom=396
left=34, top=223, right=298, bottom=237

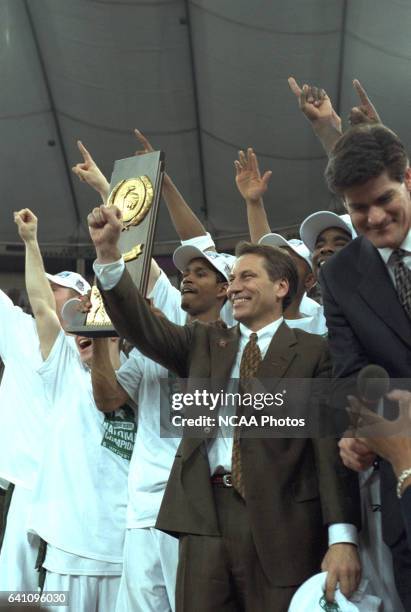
left=0, top=271, right=91, bottom=592
left=90, top=245, right=232, bottom=612
left=14, top=208, right=133, bottom=612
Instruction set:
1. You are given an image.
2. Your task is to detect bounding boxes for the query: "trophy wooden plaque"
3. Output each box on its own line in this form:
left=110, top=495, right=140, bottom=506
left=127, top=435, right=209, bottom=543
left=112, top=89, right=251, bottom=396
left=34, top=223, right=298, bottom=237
left=67, top=150, right=164, bottom=336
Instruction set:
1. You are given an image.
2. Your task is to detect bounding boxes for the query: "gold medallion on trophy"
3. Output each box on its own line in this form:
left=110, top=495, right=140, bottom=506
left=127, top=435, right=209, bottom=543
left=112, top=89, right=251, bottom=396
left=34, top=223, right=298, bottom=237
left=107, top=176, right=154, bottom=229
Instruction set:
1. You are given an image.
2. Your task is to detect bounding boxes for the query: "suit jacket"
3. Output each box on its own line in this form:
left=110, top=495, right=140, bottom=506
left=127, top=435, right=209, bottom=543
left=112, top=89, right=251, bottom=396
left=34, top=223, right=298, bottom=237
left=320, top=235, right=411, bottom=550
left=100, top=269, right=360, bottom=587
left=401, top=487, right=411, bottom=550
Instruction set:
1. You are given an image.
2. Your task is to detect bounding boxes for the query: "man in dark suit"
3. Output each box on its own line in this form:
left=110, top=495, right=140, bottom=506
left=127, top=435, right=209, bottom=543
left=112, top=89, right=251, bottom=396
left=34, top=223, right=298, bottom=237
left=88, top=205, right=361, bottom=612
left=321, top=123, right=411, bottom=608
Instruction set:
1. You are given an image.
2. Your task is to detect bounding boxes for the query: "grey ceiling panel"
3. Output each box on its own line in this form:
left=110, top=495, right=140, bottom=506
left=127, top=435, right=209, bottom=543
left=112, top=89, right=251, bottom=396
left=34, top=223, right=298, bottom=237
left=190, top=0, right=342, bottom=34
left=0, top=114, right=80, bottom=244
left=27, top=0, right=196, bottom=132
left=1, top=0, right=411, bottom=253
left=0, top=0, right=49, bottom=116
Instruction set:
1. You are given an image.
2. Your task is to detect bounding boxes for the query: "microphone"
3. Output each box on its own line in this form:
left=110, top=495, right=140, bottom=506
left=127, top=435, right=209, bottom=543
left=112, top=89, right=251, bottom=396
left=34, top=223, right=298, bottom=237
left=357, top=364, right=390, bottom=405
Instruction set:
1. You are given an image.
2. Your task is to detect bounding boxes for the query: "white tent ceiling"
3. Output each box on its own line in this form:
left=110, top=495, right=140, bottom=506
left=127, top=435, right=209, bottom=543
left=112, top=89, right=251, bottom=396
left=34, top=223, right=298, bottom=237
left=1, top=0, right=411, bottom=259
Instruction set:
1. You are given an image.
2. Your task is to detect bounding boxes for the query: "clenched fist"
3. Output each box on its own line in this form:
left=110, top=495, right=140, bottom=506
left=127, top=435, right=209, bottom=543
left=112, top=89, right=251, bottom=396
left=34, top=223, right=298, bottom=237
left=14, top=208, right=38, bottom=243
left=88, top=204, right=123, bottom=263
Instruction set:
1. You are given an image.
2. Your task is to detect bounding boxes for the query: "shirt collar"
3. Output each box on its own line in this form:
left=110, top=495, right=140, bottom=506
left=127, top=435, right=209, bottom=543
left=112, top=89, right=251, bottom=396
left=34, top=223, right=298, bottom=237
left=239, top=317, right=283, bottom=342
left=378, top=227, right=411, bottom=264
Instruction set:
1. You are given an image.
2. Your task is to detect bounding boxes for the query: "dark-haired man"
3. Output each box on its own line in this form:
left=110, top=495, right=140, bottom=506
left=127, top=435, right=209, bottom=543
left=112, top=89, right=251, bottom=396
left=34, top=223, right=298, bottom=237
left=89, top=204, right=360, bottom=612
left=320, top=123, right=411, bottom=607
left=91, top=246, right=231, bottom=612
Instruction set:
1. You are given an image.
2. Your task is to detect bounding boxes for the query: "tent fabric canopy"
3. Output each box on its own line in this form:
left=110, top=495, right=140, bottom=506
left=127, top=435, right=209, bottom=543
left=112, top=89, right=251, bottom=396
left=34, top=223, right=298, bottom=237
left=1, top=0, right=410, bottom=252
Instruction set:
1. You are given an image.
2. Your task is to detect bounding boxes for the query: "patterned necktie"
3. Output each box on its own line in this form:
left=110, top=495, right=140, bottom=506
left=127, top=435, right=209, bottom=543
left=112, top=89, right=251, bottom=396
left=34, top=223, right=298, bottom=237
left=391, top=248, right=411, bottom=319
left=231, top=332, right=262, bottom=497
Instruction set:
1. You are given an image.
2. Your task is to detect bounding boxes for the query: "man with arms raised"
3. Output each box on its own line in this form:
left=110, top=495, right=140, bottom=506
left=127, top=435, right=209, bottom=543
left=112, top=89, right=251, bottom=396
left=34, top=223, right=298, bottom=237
left=14, top=208, right=131, bottom=612
left=0, top=266, right=90, bottom=591
left=89, top=203, right=360, bottom=612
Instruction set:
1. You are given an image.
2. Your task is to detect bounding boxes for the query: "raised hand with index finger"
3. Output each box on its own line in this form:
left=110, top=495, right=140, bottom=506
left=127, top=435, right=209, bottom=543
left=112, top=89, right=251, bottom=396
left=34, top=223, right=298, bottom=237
left=349, top=79, right=381, bottom=126
left=72, top=140, right=110, bottom=202
left=288, top=77, right=341, bottom=132
left=133, top=128, right=155, bottom=156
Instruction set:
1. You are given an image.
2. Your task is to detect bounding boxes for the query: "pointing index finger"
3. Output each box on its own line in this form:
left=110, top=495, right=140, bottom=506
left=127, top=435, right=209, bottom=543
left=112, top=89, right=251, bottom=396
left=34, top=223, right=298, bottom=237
left=77, top=140, right=92, bottom=162
left=134, top=128, right=154, bottom=152
left=288, top=77, right=302, bottom=97
left=353, top=79, right=371, bottom=106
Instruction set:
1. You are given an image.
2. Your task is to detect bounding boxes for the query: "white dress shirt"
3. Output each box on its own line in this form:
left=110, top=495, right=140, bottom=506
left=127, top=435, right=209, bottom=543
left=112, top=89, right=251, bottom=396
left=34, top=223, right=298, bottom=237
left=207, top=318, right=283, bottom=474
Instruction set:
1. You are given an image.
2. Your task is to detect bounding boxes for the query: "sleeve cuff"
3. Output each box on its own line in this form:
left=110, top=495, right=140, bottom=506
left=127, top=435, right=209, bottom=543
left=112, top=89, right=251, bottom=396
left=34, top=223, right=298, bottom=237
left=93, top=258, right=125, bottom=290
left=328, top=523, right=358, bottom=547
left=180, top=233, right=215, bottom=251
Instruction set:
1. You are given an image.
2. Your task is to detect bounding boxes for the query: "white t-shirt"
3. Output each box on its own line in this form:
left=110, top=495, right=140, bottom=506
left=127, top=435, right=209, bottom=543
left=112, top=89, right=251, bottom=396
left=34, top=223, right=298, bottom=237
left=0, top=290, right=48, bottom=488
left=116, top=271, right=185, bottom=529
left=28, top=330, right=130, bottom=563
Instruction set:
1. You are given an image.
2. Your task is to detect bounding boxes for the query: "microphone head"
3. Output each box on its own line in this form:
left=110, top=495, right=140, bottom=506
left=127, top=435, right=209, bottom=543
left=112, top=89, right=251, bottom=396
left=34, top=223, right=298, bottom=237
left=357, top=365, right=390, bottom=403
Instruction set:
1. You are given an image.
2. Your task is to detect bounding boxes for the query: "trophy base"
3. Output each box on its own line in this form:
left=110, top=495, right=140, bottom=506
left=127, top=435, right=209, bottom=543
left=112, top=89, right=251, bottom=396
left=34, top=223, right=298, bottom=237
left=66, top=324, right=119, bottom=338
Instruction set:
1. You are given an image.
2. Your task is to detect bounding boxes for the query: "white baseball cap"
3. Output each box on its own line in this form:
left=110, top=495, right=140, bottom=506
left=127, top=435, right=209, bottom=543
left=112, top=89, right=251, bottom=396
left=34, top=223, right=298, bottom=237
left=45, top=271, right=91, bottom=296
left=258, top=234, right=313, bottom=272
left=300, top=211, right=356, bottom=253
left=288, top=572, right=381, bottom=612
left=173, top=246, right=234, bottom=281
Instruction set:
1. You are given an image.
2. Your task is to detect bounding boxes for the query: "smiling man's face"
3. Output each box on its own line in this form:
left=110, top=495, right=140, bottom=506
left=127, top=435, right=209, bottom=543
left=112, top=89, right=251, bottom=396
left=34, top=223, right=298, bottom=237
left=344, top=170, right=411, bottom=250
left=312, top=227, right=352, bottom=278
left=227, top=253, right=288, bottom=330
left=179, top=258, right=227, bottom=316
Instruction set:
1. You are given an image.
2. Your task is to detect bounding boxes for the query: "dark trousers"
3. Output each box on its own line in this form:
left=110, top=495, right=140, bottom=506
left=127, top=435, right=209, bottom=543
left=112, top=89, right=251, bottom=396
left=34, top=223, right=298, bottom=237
left=176, top=487, right=298, bottom=612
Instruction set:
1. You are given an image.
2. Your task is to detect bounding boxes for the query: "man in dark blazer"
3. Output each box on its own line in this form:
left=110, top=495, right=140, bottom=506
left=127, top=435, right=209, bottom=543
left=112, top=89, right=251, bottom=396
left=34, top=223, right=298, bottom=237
left=88, top=205, right=361, bottom=612
left=321, top=123, right=411, bottom=608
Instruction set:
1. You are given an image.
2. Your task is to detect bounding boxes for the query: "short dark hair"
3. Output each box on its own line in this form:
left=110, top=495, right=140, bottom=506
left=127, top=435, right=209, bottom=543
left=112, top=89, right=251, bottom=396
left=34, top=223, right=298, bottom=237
left=325, top=124, right=408, bottom=195
left=235, top=242, right=298, bottom=311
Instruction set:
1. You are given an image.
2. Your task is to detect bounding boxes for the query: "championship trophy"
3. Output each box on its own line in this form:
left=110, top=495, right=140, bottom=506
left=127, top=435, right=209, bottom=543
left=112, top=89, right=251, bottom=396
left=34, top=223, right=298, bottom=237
left=66, top=150, right=165, bottom=336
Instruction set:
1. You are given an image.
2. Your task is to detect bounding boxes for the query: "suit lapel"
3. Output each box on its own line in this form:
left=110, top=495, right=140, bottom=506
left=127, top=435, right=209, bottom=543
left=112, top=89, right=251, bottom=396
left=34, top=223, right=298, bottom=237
left=181, top=326, right=240, bottom=461
left=256, top=322, right=297, bottom=385
left=358, top=238, right=411, bottom=349
left=209, top=324, right=241, bottom=387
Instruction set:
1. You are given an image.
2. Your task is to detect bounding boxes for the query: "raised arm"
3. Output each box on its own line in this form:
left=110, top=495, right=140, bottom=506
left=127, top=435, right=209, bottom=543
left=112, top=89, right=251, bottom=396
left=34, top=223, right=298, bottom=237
left=72, top=140, right=110, bottom=204
left=134, top=129, right=211, bottom=294
left=14, top=209, right=60, bottom=359
left=134, top=129, right=207, bottom=240
left=234, top=148, right=272, bottom=242
left=288, top=77, right=342, bottom=155
left=91, top=338, right=131, bottom=412
left=88, top=205, right=193, bottom=375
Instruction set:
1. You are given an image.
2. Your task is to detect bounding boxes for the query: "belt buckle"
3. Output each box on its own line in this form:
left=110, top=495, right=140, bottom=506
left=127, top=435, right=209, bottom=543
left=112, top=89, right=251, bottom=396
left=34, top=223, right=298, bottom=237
left=222, top=473, right=232, bottom=487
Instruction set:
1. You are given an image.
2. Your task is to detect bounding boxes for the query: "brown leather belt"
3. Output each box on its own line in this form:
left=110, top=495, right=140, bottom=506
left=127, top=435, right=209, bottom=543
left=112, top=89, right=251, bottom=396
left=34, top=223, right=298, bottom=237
left=211, top=473, right=233, bottom=488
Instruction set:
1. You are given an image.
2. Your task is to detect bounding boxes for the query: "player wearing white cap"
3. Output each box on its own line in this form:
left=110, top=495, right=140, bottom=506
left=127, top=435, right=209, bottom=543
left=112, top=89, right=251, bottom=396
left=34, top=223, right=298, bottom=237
left=14, top=208, right=132, bottom=612
left=300, top=211, right=355, bottom=281
left=234, top=147, right=327, bottom=335
left=0, top=268, right=91, bottom=593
